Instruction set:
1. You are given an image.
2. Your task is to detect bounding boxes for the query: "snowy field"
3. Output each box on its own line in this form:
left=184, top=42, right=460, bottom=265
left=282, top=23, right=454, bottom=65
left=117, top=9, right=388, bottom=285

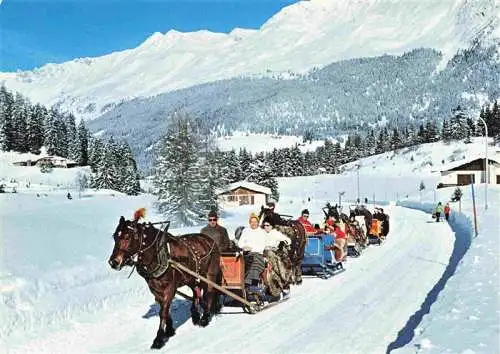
left=215, top=132, right=326, bottom=154
left=0, top=140, right=499, bottom=353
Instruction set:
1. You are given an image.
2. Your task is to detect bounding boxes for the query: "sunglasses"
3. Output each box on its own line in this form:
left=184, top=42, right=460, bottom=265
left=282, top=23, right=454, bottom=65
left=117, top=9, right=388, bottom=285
left=263, top=224, right=272, bottom=227
left=208, top=218, right=217, bottom=222
left=302, top=215, right=309, bottom=218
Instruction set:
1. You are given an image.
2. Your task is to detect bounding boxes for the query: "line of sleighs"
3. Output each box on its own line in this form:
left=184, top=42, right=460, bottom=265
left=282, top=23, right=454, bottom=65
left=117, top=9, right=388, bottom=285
left=220, top=205, right=390, bottom=311
left=107, top=206, right=390, bottom=349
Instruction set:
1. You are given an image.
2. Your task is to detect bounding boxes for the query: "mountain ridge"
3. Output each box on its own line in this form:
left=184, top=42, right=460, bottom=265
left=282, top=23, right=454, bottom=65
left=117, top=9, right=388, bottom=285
left=1, top=0, right=497, bottom=119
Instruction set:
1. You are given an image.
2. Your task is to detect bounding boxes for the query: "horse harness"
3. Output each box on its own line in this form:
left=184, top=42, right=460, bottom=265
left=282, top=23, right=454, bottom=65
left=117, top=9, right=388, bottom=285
left=128, top=223, right=216, bottom=281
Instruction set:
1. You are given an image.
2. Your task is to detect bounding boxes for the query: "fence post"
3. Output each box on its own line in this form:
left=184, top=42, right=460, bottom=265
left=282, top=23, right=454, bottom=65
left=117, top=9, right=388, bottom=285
left=471, top=177, right=478, bottom=237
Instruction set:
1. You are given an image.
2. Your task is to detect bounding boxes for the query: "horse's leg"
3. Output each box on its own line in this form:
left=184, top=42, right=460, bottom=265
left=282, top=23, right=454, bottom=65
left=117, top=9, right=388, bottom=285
left=151, top=287, right=175, bottom=349
left=190, top=285, right=201, bottom=326
left=199, top=261, right=221, bottom=327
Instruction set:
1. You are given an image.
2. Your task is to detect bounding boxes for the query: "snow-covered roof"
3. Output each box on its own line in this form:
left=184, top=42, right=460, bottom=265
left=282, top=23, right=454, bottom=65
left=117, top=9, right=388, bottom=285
left=216, top=181, right=271, bottom=195
left=439, top=156, right=500, bottom=172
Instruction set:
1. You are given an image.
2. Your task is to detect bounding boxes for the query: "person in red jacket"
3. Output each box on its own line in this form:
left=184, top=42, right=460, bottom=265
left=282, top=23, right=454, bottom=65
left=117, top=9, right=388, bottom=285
left=297, top=209, right=316, bottom=235
left=326, top=220, right=347, bottom=262
left=444, top=203, right=451, bottom=222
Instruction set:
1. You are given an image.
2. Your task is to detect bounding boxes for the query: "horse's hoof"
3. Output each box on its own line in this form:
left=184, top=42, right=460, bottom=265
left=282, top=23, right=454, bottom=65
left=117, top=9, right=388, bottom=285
left=191, top=312, right=201, bottom=326
left=151, top=337, right=167, bottom=349
left=199, top=315, right=211, bottom=327
left=166, top=327, right=176, bottom=337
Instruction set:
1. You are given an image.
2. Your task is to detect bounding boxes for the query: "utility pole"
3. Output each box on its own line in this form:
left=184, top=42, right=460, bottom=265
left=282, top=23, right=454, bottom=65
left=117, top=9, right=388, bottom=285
left=477, top=116, right=488, bottom=210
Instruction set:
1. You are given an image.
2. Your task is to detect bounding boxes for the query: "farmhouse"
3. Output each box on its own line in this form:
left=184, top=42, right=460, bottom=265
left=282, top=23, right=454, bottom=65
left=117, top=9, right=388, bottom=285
left=438, top=157, right=500, bottom=188
left=216, top=181, right=271, bottom=207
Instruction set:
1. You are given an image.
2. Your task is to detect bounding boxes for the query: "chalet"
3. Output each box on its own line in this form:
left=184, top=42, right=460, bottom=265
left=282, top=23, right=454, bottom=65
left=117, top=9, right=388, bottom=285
left=438, top=157, right=500, bottom=188
left=35, top=156, right=78, bottom=168
left=216, top=181, right=271, bottom=207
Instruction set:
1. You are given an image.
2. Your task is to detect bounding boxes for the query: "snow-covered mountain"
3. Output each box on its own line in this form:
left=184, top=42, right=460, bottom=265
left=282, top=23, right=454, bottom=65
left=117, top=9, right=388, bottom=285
left=1, top=0, right=498, bottom=119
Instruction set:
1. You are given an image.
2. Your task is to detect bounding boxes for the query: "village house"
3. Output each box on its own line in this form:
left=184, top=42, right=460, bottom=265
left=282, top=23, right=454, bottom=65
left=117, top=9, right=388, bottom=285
left=13, top=156, right=78, bottom=168
left=437, top=156, right=500, bottom=188
left=216, top=181, right=271, bottom=207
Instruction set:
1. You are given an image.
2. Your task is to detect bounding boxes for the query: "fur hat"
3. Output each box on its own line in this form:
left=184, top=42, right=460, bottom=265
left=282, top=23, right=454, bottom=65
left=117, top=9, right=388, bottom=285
left=249, top=213, right=260, bottom=223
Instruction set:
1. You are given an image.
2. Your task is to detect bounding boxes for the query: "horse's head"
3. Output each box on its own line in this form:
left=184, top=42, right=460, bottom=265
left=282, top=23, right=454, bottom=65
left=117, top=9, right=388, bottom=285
left=108, top=216, right=142, bottom=270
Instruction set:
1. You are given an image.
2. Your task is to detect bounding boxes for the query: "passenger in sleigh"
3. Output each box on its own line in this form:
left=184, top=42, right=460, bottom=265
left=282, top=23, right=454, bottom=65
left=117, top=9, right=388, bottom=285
left=297, top=209, right=316, bottom=235
left=237, top=213, right=267, bottom=288
left=325, top=219, right=347, bottom=262
left=262, top=221, right=290, bottom=249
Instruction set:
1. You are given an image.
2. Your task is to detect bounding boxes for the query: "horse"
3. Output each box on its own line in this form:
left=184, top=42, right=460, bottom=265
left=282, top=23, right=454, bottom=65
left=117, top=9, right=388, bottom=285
left=108, top=216, right=222, bottom=349
left=258, top=209, right=307, bottom=285
left=349, top=205, right=373, bottom=237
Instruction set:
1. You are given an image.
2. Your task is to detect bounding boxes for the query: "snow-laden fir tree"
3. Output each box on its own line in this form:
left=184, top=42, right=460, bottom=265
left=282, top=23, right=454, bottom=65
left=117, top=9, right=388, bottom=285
left=88, top=137, right=104, bottom=172
left=44, top=108, right=59, bottom=156
left=11, top=93, right=29, bottom=153
left=442, top=119, right=452, bottom=143
left=224, top=149, right=242, bottom=183
left=66, top=113, right=79, bottom=161
left=116, top=141, right=141, bottom=195
left=154, top=114, right=210, bottom=227
left=247, top=152, right=279, bottom=201
left=449, top=106, right=468, bottom=140
left=91, top=137, right=121, bottom=191
left=27, top=104, right=45, bottom=154
left=0, top=85, right=14, bottom=151
left=77, top=120, right=89, bottom=166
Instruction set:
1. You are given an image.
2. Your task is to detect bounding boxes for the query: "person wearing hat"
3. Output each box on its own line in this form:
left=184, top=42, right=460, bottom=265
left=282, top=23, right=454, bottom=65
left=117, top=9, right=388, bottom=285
left=238, top=213, right=267, bottom=286
left=200, top=211, right=231, bottom=252
left=297, top=209, right=315, bottom=235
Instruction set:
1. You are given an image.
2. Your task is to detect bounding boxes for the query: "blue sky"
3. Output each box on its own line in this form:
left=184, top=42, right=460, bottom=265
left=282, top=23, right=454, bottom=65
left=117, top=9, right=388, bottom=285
left=0, top=0, right=298, bottom=72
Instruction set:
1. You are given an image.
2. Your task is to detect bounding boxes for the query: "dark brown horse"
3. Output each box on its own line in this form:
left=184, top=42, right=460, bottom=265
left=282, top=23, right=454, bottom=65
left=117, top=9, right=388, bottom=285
left=108, top=216, right=222, bottom=349
left=259, top=209, right=307, bottom=284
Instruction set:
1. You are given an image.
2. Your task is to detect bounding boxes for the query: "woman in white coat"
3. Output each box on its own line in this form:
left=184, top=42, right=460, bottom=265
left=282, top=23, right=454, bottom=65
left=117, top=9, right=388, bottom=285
left=262, top=221, right=290, bottom=249
left=238, top=213, right=267, bottom=286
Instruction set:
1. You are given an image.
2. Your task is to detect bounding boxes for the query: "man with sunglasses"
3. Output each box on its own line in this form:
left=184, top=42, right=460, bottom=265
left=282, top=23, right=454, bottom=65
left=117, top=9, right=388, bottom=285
left=200, top=211, right=231, bottom=252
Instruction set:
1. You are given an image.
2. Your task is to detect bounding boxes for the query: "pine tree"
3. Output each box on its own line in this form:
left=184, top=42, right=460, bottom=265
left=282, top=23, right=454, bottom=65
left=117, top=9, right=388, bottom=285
left=488, top=100, right=500, bottom=142
left=365, top=130, right=377, bottom=155
left=66, top=113, right=79, bottom=161
left=238, top=148, right=253, bottom=179
left=0, top=85, right=14, bottom=151
left=27, top=104, right=45, bottom=154
left=11, top=93, right=29, bottom=153
left=44, top=108, right=59, bottom=156
left=88, top=137, right=104, bottom=172
left=449, top=106, right=468, bottom=140
left=153, top=114, right=206, bottom=227
left=77, top=120, right=89, bottom=165
left=54, top=114, right=68, bottom=157
left=289, top=144, right=305, bottom=176
left=424, top=120, right=439, bottom=143
left=117, top=141, right=141, bottom=195
left=442, top=119, right=452, bottom=143
left=224, top=149, right=242, bottom=183
left=92, top=137, right=120, bottom=191
left=390, top=127, right=402, bottom=150
left=247, top=153, right=279, bottom=201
